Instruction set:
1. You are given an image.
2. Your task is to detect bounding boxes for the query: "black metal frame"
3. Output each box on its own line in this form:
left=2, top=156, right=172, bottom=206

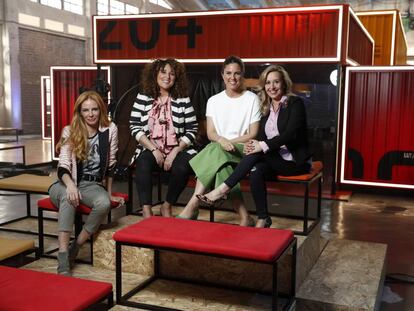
left=0, top=186, right=49, bottom=235
left=85, top=291, right=114, bottom=310
left=37, top=196, right=127, bottom=264
left=115, top=238, right=297, bottom=310
left=0, top=246, right=40, bottom=267
left=148, top=170, right=322, bottom=235
left=38, top=206, right=100, bottom=265
left=0, top=128, right=20, bottom=143
left=270, top=172, right=323, bottom=235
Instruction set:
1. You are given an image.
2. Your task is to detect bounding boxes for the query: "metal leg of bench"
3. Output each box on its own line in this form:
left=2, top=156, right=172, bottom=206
left=317, top=175, right=322, bottom=219
left=303, top=183, right=309, bottom=235
left=38, top=209, right=44, bottom=256
left=90, top=236, right=94, bottom=265
left=127, top=168, right=134, bottom=215
left=107, top=292, right=114, bottom=309
left=115, top=242, right=122, bottom=303
left=291, top=239, right=297, bottom=305
left=26, top=193, right=31, bottom=217
left=154, top=249, right=160, bottom=277
left=272, top=262, right=278, bottom=311
left=210, top=207, right=215, bottom=222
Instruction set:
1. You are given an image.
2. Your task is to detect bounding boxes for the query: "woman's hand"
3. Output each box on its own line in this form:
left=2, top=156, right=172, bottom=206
left=164, top=147, right=179, bottom=171
left=111, top=195, right=125, bottom=205
left=218, top=137, right=235, bottom=152
left=66, top=184, right=81, bottom=207
left=152, top=149, right=165, bottom=168
left=243, top=140, right=263, bottom=155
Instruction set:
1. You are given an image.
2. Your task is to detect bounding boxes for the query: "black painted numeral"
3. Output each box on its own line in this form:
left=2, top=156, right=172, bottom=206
left=167, top=18, right=202, bottom=48
left=99, top=21, right=122, bottom=50
left=129, top=20, right=160, bottom=50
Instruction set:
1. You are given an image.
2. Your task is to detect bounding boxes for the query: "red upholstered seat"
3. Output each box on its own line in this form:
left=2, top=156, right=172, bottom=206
left=113, top=217, right=294, bottom=262
left=37, top=192, right=129, bottom=214
left=277, top=161, right=323, bottom=181
left=0, top=266, right=112, bottom=311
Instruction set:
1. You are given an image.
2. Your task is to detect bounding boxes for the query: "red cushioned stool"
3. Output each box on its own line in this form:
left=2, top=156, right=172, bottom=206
left=37, top=192, right=129, bottom=263
left=273, top=161, right=323, bottom=235
left=0, top=266, right=113, bottom=310
left=113, top=217, right=296, bottom=310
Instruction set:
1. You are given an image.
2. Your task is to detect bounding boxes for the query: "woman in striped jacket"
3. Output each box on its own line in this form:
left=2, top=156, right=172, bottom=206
left=130, top=58, right=198, bottom=218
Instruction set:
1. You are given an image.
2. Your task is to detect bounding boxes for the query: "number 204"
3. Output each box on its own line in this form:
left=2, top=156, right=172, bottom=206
left=99, top=19, right=203, bottom=50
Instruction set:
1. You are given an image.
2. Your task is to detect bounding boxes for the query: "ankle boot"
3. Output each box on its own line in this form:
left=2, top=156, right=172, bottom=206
left=57, top=252, right=71, bottom=276
left=68, top=241, right=80, bottom=268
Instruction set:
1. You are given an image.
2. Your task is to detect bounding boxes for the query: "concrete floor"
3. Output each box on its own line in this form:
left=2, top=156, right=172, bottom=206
left=0, top=136, right=413, bottom=310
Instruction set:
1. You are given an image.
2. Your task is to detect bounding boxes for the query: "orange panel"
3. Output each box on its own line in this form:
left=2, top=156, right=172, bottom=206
left=358, top=14, right=393, bottom=65
left=357, top=11, right=407, bottom=65
left=395, top=17, right=407, bottom=65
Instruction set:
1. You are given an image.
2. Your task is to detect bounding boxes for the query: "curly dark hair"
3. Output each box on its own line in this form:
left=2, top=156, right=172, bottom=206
left=141, top=58, right=188, bottom=99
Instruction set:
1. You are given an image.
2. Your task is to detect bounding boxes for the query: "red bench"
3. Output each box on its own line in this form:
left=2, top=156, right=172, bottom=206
left=113, top=217, right=296, bottom=310
left=141, top=161, right=323, bottom=235
left=0, top=266, right=113, bottom=310
left=37, top=192, right=129, bottom=263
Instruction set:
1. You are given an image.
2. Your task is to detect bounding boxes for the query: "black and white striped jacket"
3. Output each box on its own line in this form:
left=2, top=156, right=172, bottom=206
left=129, top=93, right=198, bottom=162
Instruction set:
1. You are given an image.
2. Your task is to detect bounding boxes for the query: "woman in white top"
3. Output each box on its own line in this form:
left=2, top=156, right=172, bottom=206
left=177, top=55, right=261, bottom=226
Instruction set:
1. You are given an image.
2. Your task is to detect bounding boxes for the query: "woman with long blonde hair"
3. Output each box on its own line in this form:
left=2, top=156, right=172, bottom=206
left=198, top=65, right=312, bottom=228
left=49, top=90, right=119, bottom=276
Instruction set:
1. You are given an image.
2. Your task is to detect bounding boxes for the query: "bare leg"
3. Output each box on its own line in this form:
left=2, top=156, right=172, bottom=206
left=142, top=205, right=153, bottom=218
left=76, top=228, right=92, bottom=246
left=178, top=179, right=207, bottom=218
left=203, top=183, right=230, bottom=201
left=232, top=198, right=253, bottom=226
left=256, top=219, right=267, bottom=228
left=160, top=202, right=172, bottom=217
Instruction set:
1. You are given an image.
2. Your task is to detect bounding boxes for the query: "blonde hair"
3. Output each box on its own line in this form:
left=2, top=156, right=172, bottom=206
left=257, top=65, right=294, bottom=116
left=57, top=91, right=109, bottom=161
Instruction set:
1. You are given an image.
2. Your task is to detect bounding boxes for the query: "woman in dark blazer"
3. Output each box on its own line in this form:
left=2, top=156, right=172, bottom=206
left=198, top=64, right=312, bottom=228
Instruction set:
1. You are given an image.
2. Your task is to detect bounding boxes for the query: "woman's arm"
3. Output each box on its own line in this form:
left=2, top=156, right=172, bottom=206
left=229, top=121, right=260, bottom=144
left=206, top=117, right=235, bottom=151
left=61, top=172, right=81, bottom=207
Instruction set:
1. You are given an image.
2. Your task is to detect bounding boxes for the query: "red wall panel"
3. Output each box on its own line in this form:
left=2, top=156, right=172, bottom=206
left=341, top=68, right=414, bottom=188
left=347, top=13, right=373, bottom=65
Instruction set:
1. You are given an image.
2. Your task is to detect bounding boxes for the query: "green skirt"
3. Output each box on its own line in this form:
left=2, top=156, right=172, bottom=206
left=189, top=142, right=244, bottom=199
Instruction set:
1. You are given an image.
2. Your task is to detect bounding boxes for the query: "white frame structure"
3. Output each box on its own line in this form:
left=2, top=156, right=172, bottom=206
left=341, top=66, right=414, bottom=189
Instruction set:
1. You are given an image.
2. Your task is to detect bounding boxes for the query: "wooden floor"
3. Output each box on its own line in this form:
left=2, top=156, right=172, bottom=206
left=0, top=135, right=413, bottom=310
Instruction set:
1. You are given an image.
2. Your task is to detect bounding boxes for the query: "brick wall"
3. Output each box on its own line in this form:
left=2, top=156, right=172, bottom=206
left=19, top=28, right=86, bottom=134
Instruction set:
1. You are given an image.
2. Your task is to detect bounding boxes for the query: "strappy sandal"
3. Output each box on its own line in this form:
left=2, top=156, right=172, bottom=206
left=196, top=194, right=227, bottom=207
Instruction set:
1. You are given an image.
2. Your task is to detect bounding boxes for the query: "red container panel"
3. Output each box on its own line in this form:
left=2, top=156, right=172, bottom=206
left=94, top=7, right=342, bottom=62
left=342, top=68, right=414, bottom=188
left=347, top=13, right=373, bottom=65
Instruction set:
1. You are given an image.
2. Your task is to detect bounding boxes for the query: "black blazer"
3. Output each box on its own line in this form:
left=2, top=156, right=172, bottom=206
left=258, top=95, right=311, bottom=166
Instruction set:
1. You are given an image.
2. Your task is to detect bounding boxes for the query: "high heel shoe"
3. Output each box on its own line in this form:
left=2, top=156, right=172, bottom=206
left=264, top=216, right=272, bottom=228
left=257, top=217, right=272, bottom=228
left=176, top=209, right=199, bottom=220
left=196, top=194, right=227, bottom=207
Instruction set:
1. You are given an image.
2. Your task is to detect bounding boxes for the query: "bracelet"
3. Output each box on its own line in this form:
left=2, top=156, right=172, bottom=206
left=151, top=147, right=158, bottom=152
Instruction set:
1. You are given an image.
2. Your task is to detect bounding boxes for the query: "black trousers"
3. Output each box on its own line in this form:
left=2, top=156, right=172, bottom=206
left=135, top=150, right=194, bottom=206
left=225, top=153, right=310, bottom=219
